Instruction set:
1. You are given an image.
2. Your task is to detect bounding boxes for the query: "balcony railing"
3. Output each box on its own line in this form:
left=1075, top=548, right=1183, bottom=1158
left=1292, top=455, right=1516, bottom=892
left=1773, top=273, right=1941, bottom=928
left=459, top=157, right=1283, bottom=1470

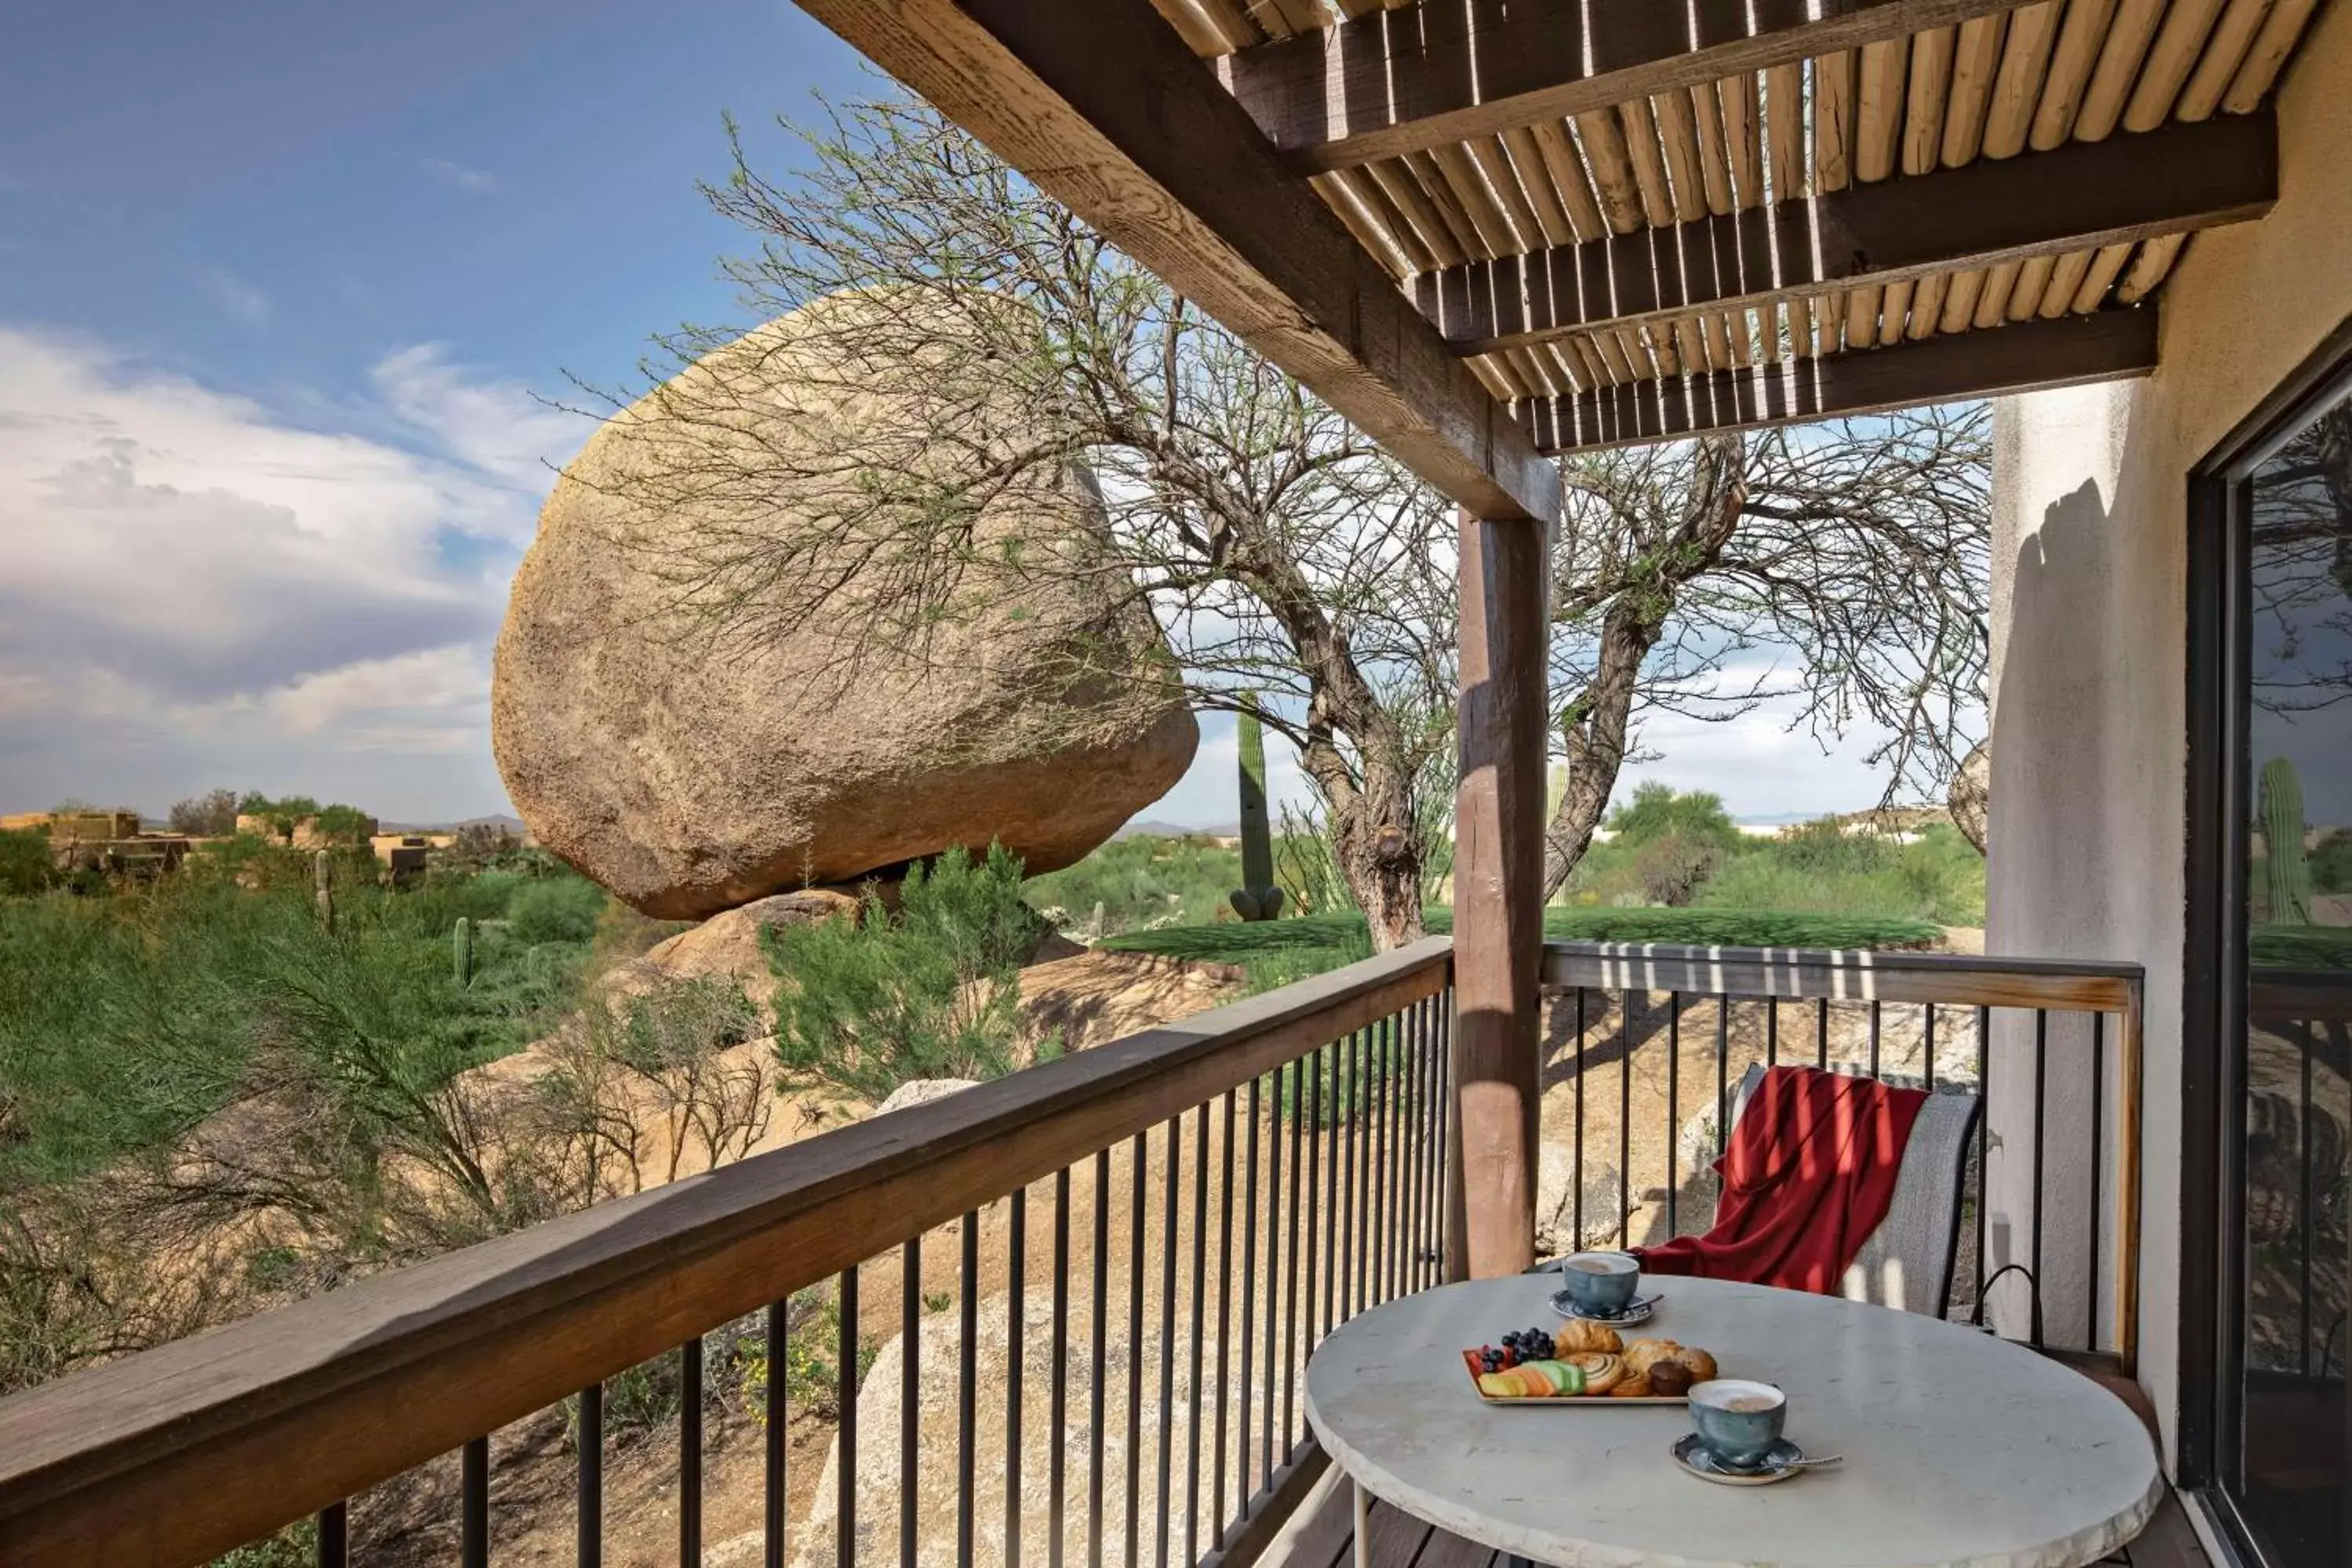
left=0, top=937, right=2145, bottom=1566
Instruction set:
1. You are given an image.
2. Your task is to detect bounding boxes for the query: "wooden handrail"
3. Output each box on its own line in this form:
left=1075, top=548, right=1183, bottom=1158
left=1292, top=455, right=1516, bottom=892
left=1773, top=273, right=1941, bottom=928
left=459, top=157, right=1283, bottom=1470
left=1541, top=940, right=2142, bottom=1011
left=0, top=938, right=1452, bottom=1567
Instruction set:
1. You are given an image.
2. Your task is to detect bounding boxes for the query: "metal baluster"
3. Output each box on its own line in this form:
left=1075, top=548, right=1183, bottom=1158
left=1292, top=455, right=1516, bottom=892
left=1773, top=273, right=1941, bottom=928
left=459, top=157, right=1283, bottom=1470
left=317, top=1502, right=347, bottom=1568
left=1406, top=1000, right=1429, bottom=1290
left=1284, top=1053, right=1307, bottom=1453
left=1052, top=1171, right=1072, bottom=1568
left=960, top=1214, right=979, bottom=1568
left=841, top=1265, right=861, bottom=1568
left=2299, top=1021, right=2316, bottom=1374
left=1813, top=997, right=1827, bottom=1069
left=1213, top=1091, right=1236, bottom=1535
left=1126, top=1137, right=1145, bottom=1568
left=1573, top=989, right=1586, bottom=1247
left=461, top=1436, right=489, bottom=1568
left=681, top=1338, right=702, bottom=1567
left=1667, top=993, right=1681, bottom=1238
left=1715, top=997, right=1730, bottom=1157
left=1091, top=1148, right=1111, bottom=1568
left=579, top=1382, right=604, bottom=1568
left=1340, top=1031, right=1359, bottom=1327
left=1009, top=1189, right=1026, bottom=1568
left=1184, top=1107, right=1208, bottom=1566
left=1869, top=1002, right=1882, bottom=1080
left=903, top=1240, right=921, bottom=1568
left=1925, top=1005, right=1937, bottom=1091
left=767, top=1299, right=787, bottom=1568
left=1308, top=1043, right=1330, bottom=1350
left=1976, top=1007, right=1991, bottom=1312
left=1367, top=1019, right=1388, bottom=1308
left=1619, top=990, right=1633, bottom=1247
left=2088, top=1015, right=2104, bottom=1356
left=1265, top=1065, right=1288, bottom=1486
left=1238, top=1077, right=1260, bottom=1513
left=1156, top=1117, right=1181, bottom=1568
left=2031, top=1011, right=2048, bottom=1345
left=1767, top=998, right=1779, bottom=1067
left=1386, top=1011, right=1407, bottom=1302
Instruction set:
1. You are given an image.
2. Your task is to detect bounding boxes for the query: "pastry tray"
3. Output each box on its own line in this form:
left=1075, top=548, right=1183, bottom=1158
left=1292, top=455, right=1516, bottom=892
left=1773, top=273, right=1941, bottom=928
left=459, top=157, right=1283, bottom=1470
left=1460, top=1359, right=1690, bottom=1406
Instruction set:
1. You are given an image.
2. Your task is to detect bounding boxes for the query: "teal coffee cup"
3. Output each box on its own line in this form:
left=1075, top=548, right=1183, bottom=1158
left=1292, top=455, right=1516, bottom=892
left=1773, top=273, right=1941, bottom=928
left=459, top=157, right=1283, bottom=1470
left=1687, top=1380, right=1787, bottom=1468
left=1559, top=1250, right=1640, bottom=1316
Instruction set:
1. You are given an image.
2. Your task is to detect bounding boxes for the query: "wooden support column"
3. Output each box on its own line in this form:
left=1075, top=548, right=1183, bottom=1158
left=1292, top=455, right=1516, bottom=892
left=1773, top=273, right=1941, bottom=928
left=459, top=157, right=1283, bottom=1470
left=1449, top=507, right=1550, bottom=1279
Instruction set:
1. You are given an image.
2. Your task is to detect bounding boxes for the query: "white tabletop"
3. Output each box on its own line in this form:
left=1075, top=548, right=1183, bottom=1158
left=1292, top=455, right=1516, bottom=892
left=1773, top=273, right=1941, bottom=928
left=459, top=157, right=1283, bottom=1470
left=1304, top=1276, right=2161, bottom=1568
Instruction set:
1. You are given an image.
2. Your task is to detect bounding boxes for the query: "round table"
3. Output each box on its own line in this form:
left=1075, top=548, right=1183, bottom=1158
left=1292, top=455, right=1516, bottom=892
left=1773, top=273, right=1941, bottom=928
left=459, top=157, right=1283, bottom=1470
left=1304, top=1275, right=2161, bottom=1568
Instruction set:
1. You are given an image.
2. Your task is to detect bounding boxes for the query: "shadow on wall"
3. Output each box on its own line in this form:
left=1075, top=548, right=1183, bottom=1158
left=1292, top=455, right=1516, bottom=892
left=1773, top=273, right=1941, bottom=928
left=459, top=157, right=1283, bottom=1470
left=1987, top=471, right=2119, bottom=1350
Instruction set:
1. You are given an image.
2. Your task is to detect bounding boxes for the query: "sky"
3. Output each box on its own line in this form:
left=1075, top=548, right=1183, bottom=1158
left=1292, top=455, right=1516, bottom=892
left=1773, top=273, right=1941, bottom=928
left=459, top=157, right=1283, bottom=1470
left=0, top=2, right=1912, bottom=829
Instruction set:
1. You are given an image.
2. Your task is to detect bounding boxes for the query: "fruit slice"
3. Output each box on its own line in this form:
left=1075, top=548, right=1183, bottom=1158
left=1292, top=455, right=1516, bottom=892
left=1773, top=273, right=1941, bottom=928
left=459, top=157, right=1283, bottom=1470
left=1519, top=1359, right=1565, bottom=1394
left=1476, top=1372, right=1516, bottom=1398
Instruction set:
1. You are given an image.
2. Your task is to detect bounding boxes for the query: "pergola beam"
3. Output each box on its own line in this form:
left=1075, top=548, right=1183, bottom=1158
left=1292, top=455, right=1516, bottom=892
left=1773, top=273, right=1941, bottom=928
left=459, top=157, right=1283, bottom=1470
left=1422, top=113, right=2275, bottom=354
left=1221, top=0, right=2038, bottom=173
left=787, top=0, right=1558, bottom=524
left=1523, top=309, right=2160, bottom=453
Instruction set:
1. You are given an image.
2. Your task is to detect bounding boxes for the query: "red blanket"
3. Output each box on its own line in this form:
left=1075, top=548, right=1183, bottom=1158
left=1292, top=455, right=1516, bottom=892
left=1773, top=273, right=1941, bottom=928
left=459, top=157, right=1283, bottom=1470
left=1635, top=1065, right=1928, bottom=1295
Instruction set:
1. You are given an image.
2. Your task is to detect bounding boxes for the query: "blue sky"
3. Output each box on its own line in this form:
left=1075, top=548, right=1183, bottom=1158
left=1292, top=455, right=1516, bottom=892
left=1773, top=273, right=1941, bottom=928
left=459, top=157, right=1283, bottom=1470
left=0, top=2, right=1898, bottom=827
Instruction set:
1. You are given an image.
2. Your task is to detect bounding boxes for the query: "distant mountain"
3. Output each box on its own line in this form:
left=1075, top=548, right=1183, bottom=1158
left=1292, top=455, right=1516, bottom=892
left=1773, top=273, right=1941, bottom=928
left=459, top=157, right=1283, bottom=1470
left=378, top=814, right=528, bottom=835
left=1119, top=818, right=1240, bottom=838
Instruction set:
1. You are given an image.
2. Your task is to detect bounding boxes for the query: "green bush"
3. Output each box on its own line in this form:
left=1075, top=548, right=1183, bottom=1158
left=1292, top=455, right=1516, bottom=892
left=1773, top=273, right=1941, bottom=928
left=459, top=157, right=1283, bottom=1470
left=1022, top=833, right=1241, bottom=935
left=0, top=829, right=56, bottom=897
left=1604, top=783, right=1744, bottom=851
left=768, top=844, right=1048, bottom=1099
left=506, top=874, right=608, bottom=946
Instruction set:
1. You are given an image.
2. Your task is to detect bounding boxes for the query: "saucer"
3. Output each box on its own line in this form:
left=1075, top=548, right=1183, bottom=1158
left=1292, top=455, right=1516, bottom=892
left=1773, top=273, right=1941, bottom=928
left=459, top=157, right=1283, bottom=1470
left=1548, top=1290, right=1659, bottom=1326
left=1671, top=1434, right=1809, bottom=1486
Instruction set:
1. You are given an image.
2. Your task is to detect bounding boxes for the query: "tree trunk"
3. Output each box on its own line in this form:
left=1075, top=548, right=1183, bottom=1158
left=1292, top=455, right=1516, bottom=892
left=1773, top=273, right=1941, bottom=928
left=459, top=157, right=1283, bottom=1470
left=1330, top=786, right=1425, bottom=952
left=1541, top=601, right=1657, bottom=899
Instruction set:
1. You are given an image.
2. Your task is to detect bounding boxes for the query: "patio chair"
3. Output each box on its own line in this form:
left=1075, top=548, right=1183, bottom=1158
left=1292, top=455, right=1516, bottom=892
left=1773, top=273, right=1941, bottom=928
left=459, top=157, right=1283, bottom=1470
left=1725, top=1062, right=1982, bottom=1319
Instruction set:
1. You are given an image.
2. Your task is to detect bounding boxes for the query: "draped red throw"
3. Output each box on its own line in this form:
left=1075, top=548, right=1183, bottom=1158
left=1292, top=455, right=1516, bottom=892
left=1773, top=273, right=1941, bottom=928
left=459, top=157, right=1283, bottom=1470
left=1635, top=1064, right=1928, bottom=1295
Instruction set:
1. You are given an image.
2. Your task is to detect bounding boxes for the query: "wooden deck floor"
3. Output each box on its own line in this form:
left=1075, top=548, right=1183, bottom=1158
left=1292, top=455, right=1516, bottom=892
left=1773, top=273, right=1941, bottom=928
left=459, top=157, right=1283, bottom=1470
left=1254, top=1465, right=2213, bottom=1568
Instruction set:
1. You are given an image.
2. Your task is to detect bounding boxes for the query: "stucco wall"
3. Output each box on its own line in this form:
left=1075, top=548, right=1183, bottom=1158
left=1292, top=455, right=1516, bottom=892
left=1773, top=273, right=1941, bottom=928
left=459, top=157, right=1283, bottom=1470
left=1988, top=0, right=2352, bottom=1472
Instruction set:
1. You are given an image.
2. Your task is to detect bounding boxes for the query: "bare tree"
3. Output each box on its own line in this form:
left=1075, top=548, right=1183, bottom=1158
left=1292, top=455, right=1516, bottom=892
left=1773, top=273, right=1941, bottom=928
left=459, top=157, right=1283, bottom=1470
left=590, top=94, right=1458, bottom=949
left=1544, top=412, right=1991, bottom=897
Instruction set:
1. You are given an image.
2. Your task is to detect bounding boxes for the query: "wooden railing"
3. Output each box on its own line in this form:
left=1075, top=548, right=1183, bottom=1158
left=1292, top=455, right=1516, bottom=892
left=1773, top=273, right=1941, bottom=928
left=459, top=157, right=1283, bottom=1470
left=0, top=937, right=2154, bottom=1566
left=1541, top=942, right=2144, bottom=1371
left=0, top=938, right=1454, bottom=1568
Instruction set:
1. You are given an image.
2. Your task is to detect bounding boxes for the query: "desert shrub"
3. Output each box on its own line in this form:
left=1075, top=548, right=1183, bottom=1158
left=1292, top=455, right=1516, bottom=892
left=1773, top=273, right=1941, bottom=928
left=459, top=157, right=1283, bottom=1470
left=2310, top=829, right=2352, bottom=894
left=1604, top=783, right=1744, bottom=851
left=1632, top=829, right=1718, bottom=906
left=309, top=804, right=376, bottom=844
left=768, top=843, right=1047, bottom=1099
left=735, top=1284, right=879, bottom=1423
left=537, top=978, right=770, bottom=1196
left=168, top=788, right=241, bottom=837
left=1022, top=833, right=1241, bottom=935
left=0, top=829, right=56, bottom=897
left=506, top=874, right=608, bottom=946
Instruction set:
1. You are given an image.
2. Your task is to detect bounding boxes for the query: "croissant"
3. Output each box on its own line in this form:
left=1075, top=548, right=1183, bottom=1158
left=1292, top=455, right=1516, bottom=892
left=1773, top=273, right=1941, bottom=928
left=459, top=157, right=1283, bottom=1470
left=1553, top=1319, right=1624, bottom=1355
left=1621, top=1338, right=1682, bottom=1377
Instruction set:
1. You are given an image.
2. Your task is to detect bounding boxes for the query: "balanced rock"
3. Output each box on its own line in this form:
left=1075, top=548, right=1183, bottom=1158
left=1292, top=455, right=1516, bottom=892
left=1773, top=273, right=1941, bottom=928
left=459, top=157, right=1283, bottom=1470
left=494, top=292, right=1198, bottom=920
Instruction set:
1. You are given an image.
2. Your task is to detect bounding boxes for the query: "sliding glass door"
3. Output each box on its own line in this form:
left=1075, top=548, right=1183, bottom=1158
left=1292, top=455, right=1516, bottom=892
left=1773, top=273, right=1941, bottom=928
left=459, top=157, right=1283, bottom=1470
left=2195, top=376, right=2352, bottom=1568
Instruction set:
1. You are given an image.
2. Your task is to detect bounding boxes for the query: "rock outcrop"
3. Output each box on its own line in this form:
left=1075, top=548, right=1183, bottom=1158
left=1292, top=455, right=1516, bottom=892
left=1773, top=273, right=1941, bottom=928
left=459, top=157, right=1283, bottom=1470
left=494, top=292, right=1198, bottom=920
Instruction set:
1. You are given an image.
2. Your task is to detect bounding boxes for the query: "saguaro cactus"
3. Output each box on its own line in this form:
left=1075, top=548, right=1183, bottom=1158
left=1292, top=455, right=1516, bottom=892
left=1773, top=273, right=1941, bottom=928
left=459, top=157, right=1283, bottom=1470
left=2261, top=757, right=2313, bottom=925
left=1229, top=692, right=1285, bottom=921
left=313, top=850, right=335, bottom=933
left=453, top=916, right=475, bottom=988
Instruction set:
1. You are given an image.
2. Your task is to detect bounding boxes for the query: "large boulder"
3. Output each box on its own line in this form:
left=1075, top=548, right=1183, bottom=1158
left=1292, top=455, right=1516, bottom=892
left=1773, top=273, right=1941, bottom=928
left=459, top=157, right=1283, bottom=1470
left=494, top=292, right=1198, bottom=920
left=1950, top=739, right=1991, bottom=854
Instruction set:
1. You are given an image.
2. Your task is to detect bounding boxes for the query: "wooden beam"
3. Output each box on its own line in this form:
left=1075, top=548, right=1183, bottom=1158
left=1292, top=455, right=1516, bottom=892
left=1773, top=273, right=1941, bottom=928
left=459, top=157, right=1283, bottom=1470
left=1421, top=112, right=2274, bottom=354
left=1449, top=507, right=1548, bottom=1279
left=1522, top=308, right=2159, bottom=453
left=785, top=0, right=1557, bottom=524
left=1221, top=0, right=2039, bottom=172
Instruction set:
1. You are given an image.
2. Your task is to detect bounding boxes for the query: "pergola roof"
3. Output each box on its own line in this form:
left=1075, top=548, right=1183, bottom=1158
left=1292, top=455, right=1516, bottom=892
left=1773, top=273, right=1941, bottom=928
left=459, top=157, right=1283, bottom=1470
left=792, top=0, right=2315, bottom=522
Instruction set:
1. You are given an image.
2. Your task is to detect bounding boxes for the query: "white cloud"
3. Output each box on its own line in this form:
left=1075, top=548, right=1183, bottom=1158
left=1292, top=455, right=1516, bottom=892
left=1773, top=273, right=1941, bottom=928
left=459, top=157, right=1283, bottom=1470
left=202, top=266, right=270, bottom=326
left=422, top=158, right=500, bottom=194
left=0, top=327, right=589, bottom=817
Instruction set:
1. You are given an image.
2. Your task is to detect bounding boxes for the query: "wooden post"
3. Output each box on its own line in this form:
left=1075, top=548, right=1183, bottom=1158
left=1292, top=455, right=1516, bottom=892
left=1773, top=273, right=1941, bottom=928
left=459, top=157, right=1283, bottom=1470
left=1449, top=507, right=1550, bottom=1279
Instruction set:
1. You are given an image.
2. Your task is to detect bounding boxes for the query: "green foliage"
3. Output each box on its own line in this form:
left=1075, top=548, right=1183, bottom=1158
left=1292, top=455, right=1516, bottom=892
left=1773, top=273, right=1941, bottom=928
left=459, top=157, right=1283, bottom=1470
left=453, top=916, right=474, bottom=988
left=1565, top=811, right=1984, bottom=927
left=735, top=1285, right=879, bottom=1423
left=2252, top=924, right=2352, bottom=971
left=507, top=874, right=607, bottom=946
left=1023, top=833, right=1243, bottom=935
left=768, top=844, right=1048, bottom=1099
left=2259, top=757, right=2312, bottom=924
left=1604, top=783, right=1743, bottom=851
left=0, top=867, right=606, bottom=1192
left=2310, top=829, right=2352, bottom=895
left=209, top=1518, right=316, bottom=1568
left=1630, top=831, right=1719, bottom=907
left=167, top=788, right=240, bottom=838
left=0, top=830, right=56, bottom=897
left=309, top=804, right=376, bottom=845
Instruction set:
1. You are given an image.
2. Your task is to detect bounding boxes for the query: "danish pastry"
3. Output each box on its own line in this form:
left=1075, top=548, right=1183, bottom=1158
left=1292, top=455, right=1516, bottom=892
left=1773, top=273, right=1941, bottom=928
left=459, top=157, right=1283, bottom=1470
left=1610, top=1370, right=1655, bottom=1397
